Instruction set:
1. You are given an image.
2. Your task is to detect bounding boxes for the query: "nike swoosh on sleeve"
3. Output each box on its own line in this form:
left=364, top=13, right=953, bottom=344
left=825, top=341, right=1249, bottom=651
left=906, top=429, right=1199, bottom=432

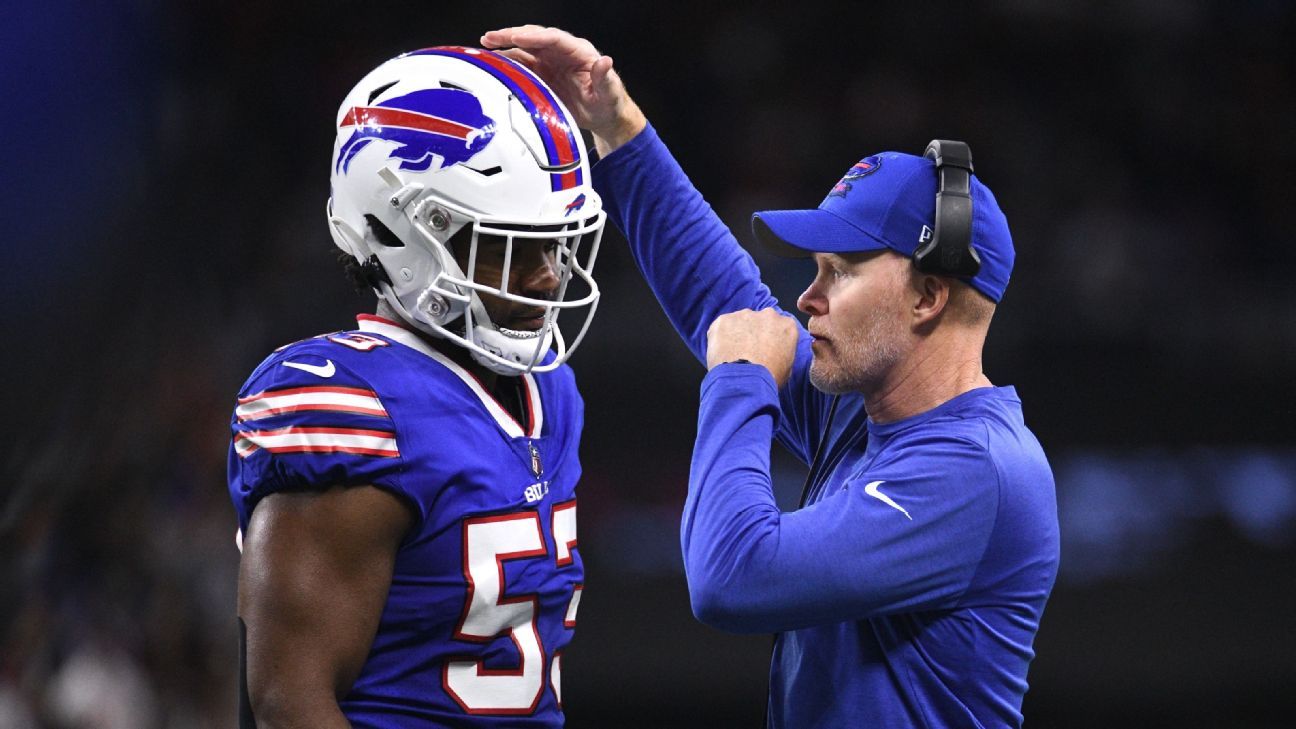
left=282, top=359, right=336, bottom=378
left=864, top=480, right=911, bottom=520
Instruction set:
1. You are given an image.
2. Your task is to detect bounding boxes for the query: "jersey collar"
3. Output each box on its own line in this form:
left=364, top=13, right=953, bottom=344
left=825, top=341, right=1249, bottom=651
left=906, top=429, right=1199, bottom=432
left=356, top=314, right=543, bottom=439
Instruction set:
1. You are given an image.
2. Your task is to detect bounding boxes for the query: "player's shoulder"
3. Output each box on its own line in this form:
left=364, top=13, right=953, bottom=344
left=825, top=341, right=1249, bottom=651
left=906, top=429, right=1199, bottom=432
left=270, top=326, right=400, bottom=367
left=231, top=326, right=407, bottom=455
left=239, top=327, right=401, bottom=394
left=230, top=328, right=408, bottom=512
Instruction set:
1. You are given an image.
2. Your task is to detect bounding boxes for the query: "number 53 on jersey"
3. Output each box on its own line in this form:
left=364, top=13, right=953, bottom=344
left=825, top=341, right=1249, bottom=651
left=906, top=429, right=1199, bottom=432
left=445, top=501, right=581, bottom=715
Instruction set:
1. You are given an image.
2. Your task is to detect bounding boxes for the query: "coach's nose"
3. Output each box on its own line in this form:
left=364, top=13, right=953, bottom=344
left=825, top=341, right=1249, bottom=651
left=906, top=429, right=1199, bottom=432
left=797, top=276, right=828, bottom=317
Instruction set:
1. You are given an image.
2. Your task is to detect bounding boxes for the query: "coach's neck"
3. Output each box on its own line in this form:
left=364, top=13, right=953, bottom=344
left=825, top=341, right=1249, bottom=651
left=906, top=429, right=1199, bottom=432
left=865, top=351, right=991, bottom=426
left=864, top=297, right=994, bottom=424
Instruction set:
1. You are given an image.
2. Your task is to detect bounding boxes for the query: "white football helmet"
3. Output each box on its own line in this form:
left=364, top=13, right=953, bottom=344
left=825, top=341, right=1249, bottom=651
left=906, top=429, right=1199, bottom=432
left=327, top=46, right=605, bottom=375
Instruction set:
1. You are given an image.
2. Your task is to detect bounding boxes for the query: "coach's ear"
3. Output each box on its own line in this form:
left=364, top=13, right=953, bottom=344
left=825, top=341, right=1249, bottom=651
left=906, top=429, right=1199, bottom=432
left=911, top=273, right=951, bottom=332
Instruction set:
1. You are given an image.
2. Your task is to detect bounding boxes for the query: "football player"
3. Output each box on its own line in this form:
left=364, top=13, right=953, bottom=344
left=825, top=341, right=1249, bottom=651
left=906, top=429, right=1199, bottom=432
left=228, top=47, right=603, bottom=728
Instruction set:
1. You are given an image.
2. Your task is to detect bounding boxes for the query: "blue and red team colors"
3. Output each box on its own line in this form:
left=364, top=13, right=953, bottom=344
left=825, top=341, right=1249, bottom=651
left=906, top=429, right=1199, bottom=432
left=228, top=315, right=583, bottom=727
left=408, top=46, right=584, bottom=192
left=592, top=124, right=1060, bottom=728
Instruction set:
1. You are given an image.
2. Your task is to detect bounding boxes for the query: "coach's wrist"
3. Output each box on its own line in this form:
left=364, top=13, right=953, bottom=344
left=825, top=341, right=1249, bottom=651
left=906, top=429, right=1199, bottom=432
left=593, top=103, right=647, bottom=158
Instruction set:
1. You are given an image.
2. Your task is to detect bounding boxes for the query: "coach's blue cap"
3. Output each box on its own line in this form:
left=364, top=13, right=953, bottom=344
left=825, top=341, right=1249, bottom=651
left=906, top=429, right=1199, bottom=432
left=751, top=151, right=1014, bottom=302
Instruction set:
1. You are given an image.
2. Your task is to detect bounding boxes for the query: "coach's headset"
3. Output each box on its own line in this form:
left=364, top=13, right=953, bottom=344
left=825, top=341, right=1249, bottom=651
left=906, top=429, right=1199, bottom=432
left=797, top=139, right=981, bottom=509
left=914, top=139, right=981, bottom=278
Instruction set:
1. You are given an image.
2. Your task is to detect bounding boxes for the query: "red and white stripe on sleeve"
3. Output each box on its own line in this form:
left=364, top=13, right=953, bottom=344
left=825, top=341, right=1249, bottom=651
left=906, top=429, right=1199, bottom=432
left=234, top=425, right=399, bottom=458
left=236, top=385, right=388, bottom=421
left=233, top=386, right=399, bottom=458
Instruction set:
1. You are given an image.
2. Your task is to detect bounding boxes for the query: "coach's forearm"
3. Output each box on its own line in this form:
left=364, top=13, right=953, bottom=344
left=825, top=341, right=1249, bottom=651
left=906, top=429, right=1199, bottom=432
left=592, top=125, right=782, bottom=365
left=682, top=364, right=788, bottom=633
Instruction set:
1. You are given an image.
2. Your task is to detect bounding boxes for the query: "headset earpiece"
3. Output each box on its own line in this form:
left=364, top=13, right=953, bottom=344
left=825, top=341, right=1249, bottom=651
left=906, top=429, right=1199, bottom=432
left=914, top=140, right=981, bottom=278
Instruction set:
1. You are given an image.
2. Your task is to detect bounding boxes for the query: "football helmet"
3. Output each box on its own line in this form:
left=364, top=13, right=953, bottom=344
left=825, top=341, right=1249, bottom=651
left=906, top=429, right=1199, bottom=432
left=327, top=47, right=605, bottom=375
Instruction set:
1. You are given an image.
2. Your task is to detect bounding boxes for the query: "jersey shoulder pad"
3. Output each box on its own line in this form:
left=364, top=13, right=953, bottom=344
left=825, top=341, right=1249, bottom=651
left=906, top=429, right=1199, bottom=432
left=232, top=334, right=401, bottom=467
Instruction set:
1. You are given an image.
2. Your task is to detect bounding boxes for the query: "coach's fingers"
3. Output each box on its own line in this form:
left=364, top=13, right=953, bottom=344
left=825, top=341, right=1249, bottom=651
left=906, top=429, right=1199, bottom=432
left=590, top=55, right=617, bottom=95
left=482, top=26, right=564, bottom=51
left=480, top=25, right=549, bottom=48
left=492, top=47, right=539, bottom=69
left=491, top=26, right=600, bottom=63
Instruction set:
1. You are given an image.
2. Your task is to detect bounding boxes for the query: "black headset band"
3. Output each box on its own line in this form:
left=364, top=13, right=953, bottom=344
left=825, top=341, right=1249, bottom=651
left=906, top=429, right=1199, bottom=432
left=913, top=139, right=981, bottom=278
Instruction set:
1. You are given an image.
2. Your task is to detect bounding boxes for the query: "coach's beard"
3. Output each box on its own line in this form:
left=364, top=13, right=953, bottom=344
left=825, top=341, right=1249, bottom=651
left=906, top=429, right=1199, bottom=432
left=809, top=308, right=904, bottom=395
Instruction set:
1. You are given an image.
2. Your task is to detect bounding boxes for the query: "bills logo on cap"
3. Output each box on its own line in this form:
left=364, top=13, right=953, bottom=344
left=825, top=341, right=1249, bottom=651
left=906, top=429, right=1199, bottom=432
left=335, top=88, right=497, bottom=174
left=828, top=158, right=880, bottom=198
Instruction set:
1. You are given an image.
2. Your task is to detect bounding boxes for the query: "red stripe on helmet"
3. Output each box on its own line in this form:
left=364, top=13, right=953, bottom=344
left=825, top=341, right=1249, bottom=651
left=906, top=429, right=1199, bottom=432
left=447, top=47, right=577, bottom=167
left=340, top=106, right=476, bottom=140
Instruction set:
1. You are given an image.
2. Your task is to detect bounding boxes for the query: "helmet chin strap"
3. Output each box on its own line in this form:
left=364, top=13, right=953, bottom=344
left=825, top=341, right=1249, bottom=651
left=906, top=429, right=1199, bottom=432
left=470, top=325, right=554, bottom=375
left=460, top=291, right=554, bottom=375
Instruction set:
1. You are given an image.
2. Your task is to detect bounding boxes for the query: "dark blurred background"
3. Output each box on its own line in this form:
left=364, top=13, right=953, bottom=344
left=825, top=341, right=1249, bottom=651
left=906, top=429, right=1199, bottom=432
left=2, top=0, right=1294, bottom=727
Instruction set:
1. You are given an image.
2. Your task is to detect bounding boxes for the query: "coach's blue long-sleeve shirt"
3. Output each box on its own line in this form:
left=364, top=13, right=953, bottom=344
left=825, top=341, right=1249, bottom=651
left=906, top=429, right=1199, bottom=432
left=593, top=124, right=1059, bottom=728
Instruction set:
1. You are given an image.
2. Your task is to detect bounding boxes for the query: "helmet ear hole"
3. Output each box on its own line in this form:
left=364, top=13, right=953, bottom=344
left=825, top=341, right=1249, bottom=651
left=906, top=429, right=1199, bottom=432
left=366, top=80, right=398, bottom=105
left=364, top=214, right=406, bottom=248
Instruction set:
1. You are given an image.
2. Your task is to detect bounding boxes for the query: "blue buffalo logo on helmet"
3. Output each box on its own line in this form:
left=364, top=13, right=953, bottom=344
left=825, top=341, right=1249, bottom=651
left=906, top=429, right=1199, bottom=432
left=335, top=88, right=497, bottom=175
left=563, top=193, right=587, bottom=217
left=828, top=157, right=881, bottom=198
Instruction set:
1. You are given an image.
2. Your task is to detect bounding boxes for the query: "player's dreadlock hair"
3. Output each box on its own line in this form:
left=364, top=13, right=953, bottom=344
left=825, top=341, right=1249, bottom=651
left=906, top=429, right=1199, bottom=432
left=337, top=248, right=373, bottom=295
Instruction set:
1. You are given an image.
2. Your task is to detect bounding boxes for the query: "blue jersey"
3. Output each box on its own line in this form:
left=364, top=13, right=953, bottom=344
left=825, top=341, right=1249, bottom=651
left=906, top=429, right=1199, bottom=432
left=593, top=125, right=1059, bottom=728
left=228, top=315, right=584, bottom=727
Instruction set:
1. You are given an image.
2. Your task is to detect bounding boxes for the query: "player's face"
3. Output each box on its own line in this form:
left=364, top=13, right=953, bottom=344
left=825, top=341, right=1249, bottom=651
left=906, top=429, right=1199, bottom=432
left=797, top=250, right=913, bottom=394
left=458, top=235, right=562, bottom=332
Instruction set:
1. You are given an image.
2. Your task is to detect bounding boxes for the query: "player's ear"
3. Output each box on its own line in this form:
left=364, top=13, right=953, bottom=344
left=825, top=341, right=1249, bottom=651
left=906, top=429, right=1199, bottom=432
left=911, top=273, right=950, bottom=331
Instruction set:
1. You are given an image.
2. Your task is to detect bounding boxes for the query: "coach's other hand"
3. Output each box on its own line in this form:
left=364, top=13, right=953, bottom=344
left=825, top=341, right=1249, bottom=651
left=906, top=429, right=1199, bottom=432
left=706, top=309, right=798, bottom=388
left=481, top=25, right=646, bottom=157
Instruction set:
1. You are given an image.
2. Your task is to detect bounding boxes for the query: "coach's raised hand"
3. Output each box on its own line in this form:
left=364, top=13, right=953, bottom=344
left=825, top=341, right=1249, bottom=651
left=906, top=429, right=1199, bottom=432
left=481, top=26, right=646, bottom=156
left=705, top=309, right=799, bottom=388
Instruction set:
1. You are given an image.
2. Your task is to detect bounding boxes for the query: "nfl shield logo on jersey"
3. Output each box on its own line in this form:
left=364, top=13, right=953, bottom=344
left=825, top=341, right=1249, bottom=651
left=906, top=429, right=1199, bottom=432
left=529, top=442, right=543, bottom=476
